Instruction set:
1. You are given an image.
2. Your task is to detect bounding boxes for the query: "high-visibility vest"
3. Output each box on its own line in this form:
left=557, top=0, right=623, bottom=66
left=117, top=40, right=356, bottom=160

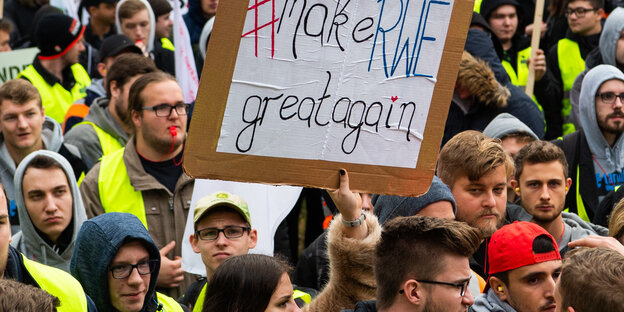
left=192, top=283, right=208, bottom=312
left=557, top=38, right=586, bottom=135
left=161, top=38, right=175, bottom=51
left=75, top=121, right=124, bottom=159
left=474, top=0, right=482, bottom=12
left=156, top=292, right=184, bottom=312
left=97, top=148, right=148, bottom=228
left=19, top=63, right=91, bottom=124
left=22, top=255, right=89, bottom=312
left=502, top=46, right=543, bottom=112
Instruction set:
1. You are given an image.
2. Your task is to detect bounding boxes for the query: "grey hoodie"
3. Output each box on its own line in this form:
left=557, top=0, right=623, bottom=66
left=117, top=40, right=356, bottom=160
left=483, top=113, right=539, bottom=140
left=470, top=289, right=517, bottom=312
left=10, top=150, right=87, bottom=272
left=579, top=65, right=624, bottom=197
left=64, top=97, right=129, bottom=169
left=559, top=212, right=608, bottom=256
left=0, top=116, right=70, bottom=203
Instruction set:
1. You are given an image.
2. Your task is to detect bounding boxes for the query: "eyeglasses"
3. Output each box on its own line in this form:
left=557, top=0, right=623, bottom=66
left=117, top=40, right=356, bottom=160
left=597, top=92, right=624, bottom=105
left=142, top=103, right=191, bottom=117
left=399, top=279, right=470, bottom=297
left=565, top=7, right=597, bottom=17
left=195, top=226, right=251, bottom=241
left=109, top=259, right=159, bottom=279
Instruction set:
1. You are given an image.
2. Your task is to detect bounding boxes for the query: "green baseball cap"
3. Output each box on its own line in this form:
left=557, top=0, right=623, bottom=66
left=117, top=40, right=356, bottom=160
left=193, top=191, right=252, bottom=227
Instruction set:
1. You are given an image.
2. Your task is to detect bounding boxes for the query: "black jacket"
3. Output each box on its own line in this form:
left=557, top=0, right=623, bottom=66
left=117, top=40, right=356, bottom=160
left=341, top=300, right=378, bottom=312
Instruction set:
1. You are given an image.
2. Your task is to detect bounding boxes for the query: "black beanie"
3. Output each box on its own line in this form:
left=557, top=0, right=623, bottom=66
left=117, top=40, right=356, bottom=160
left=147, top=0, right=173, bottom=17
left=480, top=0, right=521, bottom=21
left=35, top=14, right=85, bottom=60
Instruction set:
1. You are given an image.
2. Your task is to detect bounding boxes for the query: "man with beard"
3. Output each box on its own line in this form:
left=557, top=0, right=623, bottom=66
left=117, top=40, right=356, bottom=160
left=511, top=140, right=607, bottom=257
left=65, top=53, right=156, bottom=169
left=553, top=65, right=624, bottom=223
left=470, top=221, right=561, bottom=312
left=437, top=130, right=531, bottom=279
left=80, top=72, right=194, bottom=298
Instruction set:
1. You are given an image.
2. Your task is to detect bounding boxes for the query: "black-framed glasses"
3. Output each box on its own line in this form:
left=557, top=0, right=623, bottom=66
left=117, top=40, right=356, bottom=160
left=196, top=226, right=251, bottom=241
left=109, top=259, right=159, bottom=279
left=565, top=7, right=598, bottom=17
left=399, top=279, right=470, bottom=297
left=597, top=92, right=624, bottom=105
left=142, top=103, right=191, bottom=117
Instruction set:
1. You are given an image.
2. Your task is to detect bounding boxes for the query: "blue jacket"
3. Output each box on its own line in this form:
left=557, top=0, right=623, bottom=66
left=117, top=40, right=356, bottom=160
left=183, top=0, right=208, bottom=45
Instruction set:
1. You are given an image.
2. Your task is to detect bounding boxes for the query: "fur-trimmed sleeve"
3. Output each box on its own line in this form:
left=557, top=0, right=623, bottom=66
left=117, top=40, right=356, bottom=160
left=303, top=213, right=381, bottom=312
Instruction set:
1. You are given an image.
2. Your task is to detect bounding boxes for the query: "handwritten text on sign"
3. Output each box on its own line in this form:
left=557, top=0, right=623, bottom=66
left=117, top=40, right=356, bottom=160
left=216, top=0, right=453, bottom=168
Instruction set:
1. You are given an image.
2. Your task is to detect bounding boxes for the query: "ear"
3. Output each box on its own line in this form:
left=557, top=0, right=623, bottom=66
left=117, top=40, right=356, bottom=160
left=97, top=62, right=107, bottom=78
left=489, top=276, right=508, bottom=302
left=190, top=233, right=200, bottom=253
left=110, top=80, right=120, bottom=100
left=565, top=177, right=572, bottom=194
left=131, top=109, right=142, bottom=128
left=87, top=5, right=97, bottom=16
left=401, top=279, right=424, bottom=306
left=248, top=229, right=258, bottom=249
left=510, top=179, right=520, bottom=195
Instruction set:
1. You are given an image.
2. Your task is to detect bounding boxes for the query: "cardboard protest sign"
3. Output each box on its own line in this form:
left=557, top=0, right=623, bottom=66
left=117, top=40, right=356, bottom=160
left=185, top=0, right=473, bottom=196
left=0, top=48, right=39, bottom=85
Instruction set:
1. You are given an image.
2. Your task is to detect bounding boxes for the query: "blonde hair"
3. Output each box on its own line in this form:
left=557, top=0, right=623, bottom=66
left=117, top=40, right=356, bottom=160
left=608, top=198, right=624, bottom=240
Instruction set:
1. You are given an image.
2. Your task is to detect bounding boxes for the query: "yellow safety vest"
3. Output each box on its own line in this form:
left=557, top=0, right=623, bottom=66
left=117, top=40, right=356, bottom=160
left=22, top=255, right=89, bottom=312
left=161, top=38, right=175, bottom=51
left=19, top=63, right=91, bottom=124
left=474, top=0, right=482, bottom=12
left=557, top=38, right=585, bottom=135
left=75, top=121, right=124, bottom=159
left=192, top=283, right=208, bottom=312
left=157, top=292, right=184, bottom=312
left=98, top=148, right=148, bottom=228
left=502, top=46, right=543, bottom=112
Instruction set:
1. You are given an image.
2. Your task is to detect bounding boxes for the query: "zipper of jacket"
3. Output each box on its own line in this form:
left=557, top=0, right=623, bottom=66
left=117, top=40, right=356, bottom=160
left=169, top=196, right=174, bottom=211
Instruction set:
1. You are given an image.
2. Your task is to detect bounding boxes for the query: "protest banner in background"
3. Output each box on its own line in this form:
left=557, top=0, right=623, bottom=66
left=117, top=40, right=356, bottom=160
left=185, top=0, right=473, bottom=196
left=0, top=48, right=39, bottom=85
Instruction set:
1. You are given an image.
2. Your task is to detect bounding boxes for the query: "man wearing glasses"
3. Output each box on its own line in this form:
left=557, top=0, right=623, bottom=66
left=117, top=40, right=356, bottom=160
left=71, top=212, right=185, bottom=312
left=542, top=0, right=603, bottom=138
left=80, top=71, right=195, bottom=298
left=471, top=221, right=562, bottom=312
left=553, top=65, right=624, bottom=224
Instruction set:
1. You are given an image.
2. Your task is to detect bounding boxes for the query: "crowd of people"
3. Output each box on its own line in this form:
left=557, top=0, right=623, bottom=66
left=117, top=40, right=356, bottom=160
left=1, top=0, right=624, bottom=310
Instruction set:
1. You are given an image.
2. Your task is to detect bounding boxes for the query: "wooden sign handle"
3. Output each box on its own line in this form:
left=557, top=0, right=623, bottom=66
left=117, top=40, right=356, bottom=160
left=525, top=0, right=545, bottom=97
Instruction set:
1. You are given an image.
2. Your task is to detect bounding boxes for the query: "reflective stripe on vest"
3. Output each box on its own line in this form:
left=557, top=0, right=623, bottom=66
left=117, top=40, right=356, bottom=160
left=76, top=121, right=124, bottom=158
left=474, top=0, right=482, bottom=12
left=502, top=46, right=543, bottom=112
left=22, top=255, right=89, bottom=311
left=19, top=63, right=91, bottom=124
left=293, top=289, right=312, bottom=305
left=192, top=282, right=208, bottom=312
left=98, top=148, right=148, bottom=228
left=557, top=39, right=585, bottom=135
left=156, top=292, right=184, bottom=312
left=574, top=164, right=590, bottom=222
left=161, top=38, right=175, bottom=51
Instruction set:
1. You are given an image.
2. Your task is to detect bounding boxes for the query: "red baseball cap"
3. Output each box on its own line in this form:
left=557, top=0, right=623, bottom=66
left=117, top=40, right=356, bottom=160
left=488, top=221, right=561, bottom=275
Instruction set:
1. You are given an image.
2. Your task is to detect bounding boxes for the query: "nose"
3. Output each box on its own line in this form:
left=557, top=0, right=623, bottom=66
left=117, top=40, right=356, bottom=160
left=16, top=114, right=28, bottom=128
left=614, top=95, right=623, bottom=108
left=483, top=190, right=496, bottom=208
left=77, top=40, right=85, bottom=52
left=540, top=185, right=550, bottom=201
left=214, top=231, right=229, bottom=246
left=127, top=266, right=144, bottom=286
left=463, top=287, right=475, bottom=306
left=43, top=193, right=58, bottom=213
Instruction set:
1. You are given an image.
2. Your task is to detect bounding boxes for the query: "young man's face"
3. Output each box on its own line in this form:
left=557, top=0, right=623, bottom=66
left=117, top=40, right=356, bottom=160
left=111, top=74, right=141, bottom=124
left=616, top=29, right=624, bottom=66
left=495, top=260, right=561, bottom=312
left=488, top=5, right=518, bottom=44
left=22, top=167, right=73, bottom=244
left=595, top=79, right=624, bottom=137
left=61, top=37, right=85, bottom=66
left=91, top=2, right=117, bottom=25
left=155, top=13, right=173, bottom=39
left=121, top=9, right=150, bottom=44
left=132, top=80, right=187, bottom=154
left=108, top=241, right=151, bottom=312
left=0, top=30, right=11, bottom=52
left=452, top=165, right=508, bottom=238
left=567, top=0, right=602, bottom=36
left=0, top=99, right=45, bottom=155
left=0, top=185, right=11, bottom=278
left=201, top=0, right=218, bottom=18
left=190, top=210, right=257, bottom=274
left=420, top=253, right=474, bottom=311
left=515, top=161, right=571, bottom=225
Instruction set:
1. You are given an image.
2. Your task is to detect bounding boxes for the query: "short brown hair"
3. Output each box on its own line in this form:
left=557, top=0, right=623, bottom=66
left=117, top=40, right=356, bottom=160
left=127, top=71, right=175, bottom=127
left=501, top=132, right=536, bottom=145
left=514, top=140, right=568, bottom=179
left=0, top=79, right=42, bottom=110
left=118, top=0, right=148, bottom=20
left=437, top=130, right=514, bottom=188
left=106, top=53, right=157, bottom=98
left=0, top=19, right=13, bottom=34
left=608, top=198, right=624, bottom=239
left=558, top=247, right=624, bottom=312
left=0, top=279, right=60, bottom=311
left=375, top=215, right=481, bottom=310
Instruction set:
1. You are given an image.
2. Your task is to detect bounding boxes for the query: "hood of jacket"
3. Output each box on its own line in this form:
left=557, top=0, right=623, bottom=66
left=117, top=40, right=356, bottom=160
left=562, top=211, right=609, bottom=239
left=600, top=7, right=624, bottom=67
left=471, top=289, right=518, bottom=312
left=70, top=212, right=161, bottom=312
left=10, top=150, right=87, bottom=272
left=115, top=0, right=156, bottom=53
left=458, top=51, right=510, bottom=108
left=483, top=112, right=539, bottom=140
left=184, top=0, right=208, bottom=44
left=0, top=116, right=64, bottom=201
left=86, top=78, right=107, bottom=100
left=84, top=97, right=130, bottom=144
left=579, top=65, right=624, bottom=170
